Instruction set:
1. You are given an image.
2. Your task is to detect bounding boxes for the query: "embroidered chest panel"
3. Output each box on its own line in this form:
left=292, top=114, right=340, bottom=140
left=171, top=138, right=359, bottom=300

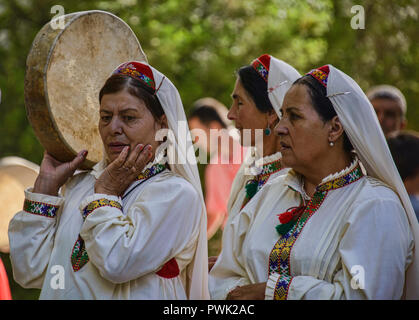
left=268, top=164, right=364, bottom=299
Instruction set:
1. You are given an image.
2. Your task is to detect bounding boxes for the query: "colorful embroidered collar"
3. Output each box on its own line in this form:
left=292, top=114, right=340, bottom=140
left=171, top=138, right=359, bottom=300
left=276, top=162, right=364, bottom=237
left=269, top=161, right=364, bottom=299
left=136, top=163, right=167, bottom=182
left=241, top=155, right=283, bottom=209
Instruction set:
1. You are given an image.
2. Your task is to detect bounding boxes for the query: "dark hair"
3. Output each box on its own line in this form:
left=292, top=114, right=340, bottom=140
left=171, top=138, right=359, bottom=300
left=99, top=74, right=165, bottom=121
left=189, top=106, right=227, bottom=128
left=237, top=66, right=273, bottom=113
left=387, top=132, right=419, bottom=181
left=293, top=75, right=354, bottom=154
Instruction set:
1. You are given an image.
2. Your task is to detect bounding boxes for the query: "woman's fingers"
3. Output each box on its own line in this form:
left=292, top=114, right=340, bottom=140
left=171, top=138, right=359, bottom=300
left=109, top=146, right=130, bottom=170
left=123, top=144, right=144, bottom=170
left=134, top=145, right=152, bottom=172
left=67, top=150, right=88, bottom=173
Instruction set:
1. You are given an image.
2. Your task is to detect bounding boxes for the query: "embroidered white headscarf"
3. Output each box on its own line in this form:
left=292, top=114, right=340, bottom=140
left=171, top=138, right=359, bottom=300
left=227, top=55, right=301, bottom=214
left=324, top=64, right=419, bottom=299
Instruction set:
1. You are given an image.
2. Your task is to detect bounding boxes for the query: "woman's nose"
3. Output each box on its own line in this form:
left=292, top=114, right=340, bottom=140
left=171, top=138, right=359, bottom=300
left=227, top=106, right=236, bottom=120
left=274, top=120, right=288, bottom=136
left=110, top=117, right=123, bottom=135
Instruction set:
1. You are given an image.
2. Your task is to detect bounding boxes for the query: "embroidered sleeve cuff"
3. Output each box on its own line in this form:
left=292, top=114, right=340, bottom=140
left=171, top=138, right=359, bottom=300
left=79, top=194, right=123, bottom=220
left=265, top=272, right=293, bottom=300
left=23, top=187, right=64, bottom=218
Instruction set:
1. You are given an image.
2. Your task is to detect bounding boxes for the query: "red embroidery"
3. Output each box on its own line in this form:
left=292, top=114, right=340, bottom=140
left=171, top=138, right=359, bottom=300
left=156, top=258, right=180, bottom=279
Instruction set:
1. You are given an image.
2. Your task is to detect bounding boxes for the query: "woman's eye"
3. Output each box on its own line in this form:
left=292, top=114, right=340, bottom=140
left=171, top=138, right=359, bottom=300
left=100, top=116, right=111, bottom=122
left=290, top=113, right=300, bottom=120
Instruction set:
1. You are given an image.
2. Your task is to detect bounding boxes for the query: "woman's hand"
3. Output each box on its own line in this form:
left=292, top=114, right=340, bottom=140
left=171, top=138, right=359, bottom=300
left=226, top=282, right=267, bottom=300
left=95, top=144, right=152, bottom=197
left=33, top=150, right=88, bottom=196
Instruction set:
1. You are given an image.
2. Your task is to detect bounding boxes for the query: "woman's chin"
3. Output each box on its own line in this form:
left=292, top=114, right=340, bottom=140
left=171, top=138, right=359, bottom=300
left=279, top=154, right=295, bottom=168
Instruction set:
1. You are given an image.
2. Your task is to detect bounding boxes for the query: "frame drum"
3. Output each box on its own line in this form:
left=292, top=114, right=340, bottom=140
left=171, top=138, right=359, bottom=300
left=0, top=157, right=39, bottom=253
left=24, top=10, right=147, bottom=169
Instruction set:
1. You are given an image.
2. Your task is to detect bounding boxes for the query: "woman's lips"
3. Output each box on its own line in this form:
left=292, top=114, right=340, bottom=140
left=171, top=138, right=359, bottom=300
left=108, top=143, right=129, bottom=153
left=280, top=141, right=291, bottom=152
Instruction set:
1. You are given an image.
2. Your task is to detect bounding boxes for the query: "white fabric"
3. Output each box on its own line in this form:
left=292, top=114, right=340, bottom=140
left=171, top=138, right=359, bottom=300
left=150, top=65, right=209, bottom=299
left=8, top=166, right=201, bottom=299
left=326, top=65, right=419, bottom=299
left=267, top=56, right=301, bottom=118
left=210, top=56, right=299, bottom=298
left=210, top=166, right=414, bottom=300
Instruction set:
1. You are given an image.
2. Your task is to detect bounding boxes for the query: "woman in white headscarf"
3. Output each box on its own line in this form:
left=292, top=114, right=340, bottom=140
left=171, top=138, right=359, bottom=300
left=209, top=55, right=301, bottom=299
left=223, top=65, right=419, bottom=300
left=8, top=61, right=209, bottom=300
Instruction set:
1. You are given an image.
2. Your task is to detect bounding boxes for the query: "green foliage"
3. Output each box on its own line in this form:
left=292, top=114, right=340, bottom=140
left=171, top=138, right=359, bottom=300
left=0, top=0, right=417, bottom=164
left=0, top=0, right=417, bottom=299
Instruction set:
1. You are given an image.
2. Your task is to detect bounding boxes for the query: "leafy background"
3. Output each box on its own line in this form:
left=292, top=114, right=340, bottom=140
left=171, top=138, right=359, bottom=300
left=0, top=0, right=418, bottom=299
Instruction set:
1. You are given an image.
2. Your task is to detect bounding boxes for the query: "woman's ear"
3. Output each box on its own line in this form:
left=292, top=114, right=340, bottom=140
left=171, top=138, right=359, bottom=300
left=328, top=116, right=345, bottom=143
left=157, top=114, right=168, bottom=129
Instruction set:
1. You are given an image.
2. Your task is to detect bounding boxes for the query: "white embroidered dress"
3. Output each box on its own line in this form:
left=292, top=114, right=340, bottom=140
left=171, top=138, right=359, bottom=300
left=212, top=159, right=414, bottom=299
left=209, top=151, right=288, bottom=299
left=8, top=156, right=202, bottom=299
left=8, top=61, right=209, bottom=300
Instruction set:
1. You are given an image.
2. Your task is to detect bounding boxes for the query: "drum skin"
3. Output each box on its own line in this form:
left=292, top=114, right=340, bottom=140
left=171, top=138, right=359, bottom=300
left=24, top=10, right=147, bottom=169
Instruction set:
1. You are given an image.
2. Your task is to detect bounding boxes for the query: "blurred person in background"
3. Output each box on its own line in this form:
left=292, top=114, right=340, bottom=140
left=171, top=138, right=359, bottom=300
left=188, top=98, right=244, bottom=239
left=387, top=131, right=419, bottom=221
left=367, top=84, right=407, bottom=137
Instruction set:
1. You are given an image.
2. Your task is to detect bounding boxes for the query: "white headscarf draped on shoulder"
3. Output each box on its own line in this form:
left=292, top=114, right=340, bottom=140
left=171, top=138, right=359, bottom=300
left=311, top=64, right=419, bottom=299
left=227, top=54, right=301, bottom=214
left=111, top=61, right=209, bottom=299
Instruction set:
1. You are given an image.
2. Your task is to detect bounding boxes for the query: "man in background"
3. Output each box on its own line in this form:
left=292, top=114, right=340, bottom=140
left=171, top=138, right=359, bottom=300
left=188, top=98, right=244, bottom=240
left=367, top=84, right=407, bottom=137
left=387, top=131, right=419, bottom=221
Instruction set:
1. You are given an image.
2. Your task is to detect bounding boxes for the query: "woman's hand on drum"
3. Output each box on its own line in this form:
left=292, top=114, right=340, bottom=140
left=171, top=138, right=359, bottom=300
left=95, top=144, right=153, bottom=197
left=33, top=150, right=88, bottom=196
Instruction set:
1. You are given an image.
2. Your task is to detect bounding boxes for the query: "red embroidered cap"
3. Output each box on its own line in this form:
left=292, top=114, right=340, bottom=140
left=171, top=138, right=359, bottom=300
left=112, top=61, right=156, bottom=92
left=252, top=54, right=271, bottom=82
left=306, top=65, right=330, bottom=88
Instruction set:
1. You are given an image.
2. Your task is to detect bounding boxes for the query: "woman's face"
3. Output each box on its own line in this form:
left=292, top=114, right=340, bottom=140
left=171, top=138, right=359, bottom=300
left=99, top=90, right=164, bottom=163
left=275, top=84, right=330, bottom=172
left=227, top=78, right=268, bottom=147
